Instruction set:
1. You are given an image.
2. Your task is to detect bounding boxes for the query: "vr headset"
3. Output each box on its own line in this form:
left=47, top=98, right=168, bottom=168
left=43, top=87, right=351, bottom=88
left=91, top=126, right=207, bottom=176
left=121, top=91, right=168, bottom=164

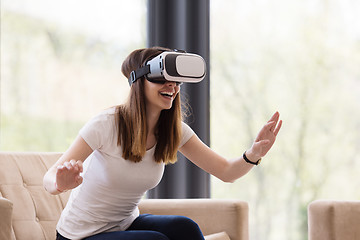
left=128, top=51, right=206, bottom=86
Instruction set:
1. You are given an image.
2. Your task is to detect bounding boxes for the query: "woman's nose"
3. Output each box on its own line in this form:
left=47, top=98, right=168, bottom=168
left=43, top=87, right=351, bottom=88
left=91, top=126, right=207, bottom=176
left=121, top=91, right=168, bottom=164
left=165, top=81, right=176, bottom=86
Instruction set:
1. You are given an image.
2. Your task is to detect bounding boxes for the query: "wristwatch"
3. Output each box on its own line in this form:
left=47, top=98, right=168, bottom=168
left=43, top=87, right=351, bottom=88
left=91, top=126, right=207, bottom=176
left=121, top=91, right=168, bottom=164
left=243, top=152, right=262, bottom=166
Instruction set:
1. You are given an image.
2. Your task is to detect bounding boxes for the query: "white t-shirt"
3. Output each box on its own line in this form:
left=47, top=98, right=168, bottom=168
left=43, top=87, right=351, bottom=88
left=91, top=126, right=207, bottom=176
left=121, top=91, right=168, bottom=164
left=56, top=108, right=194, bottom=239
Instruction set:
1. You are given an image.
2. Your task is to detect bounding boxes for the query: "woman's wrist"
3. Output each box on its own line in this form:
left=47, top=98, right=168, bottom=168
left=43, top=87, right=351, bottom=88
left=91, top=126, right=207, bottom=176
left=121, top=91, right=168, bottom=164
left=243, top=150, right=262, bottom=166
left=244, top=149, right=258, bottom=162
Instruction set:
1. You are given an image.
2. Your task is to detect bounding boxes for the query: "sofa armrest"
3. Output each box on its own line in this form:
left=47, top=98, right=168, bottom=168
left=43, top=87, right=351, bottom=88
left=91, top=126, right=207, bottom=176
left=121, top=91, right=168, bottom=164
left=308, top=200, right=360, bottom=240
left=0, top=197, right=15, bottom=240
left=139, top=199, right=248, bottom=240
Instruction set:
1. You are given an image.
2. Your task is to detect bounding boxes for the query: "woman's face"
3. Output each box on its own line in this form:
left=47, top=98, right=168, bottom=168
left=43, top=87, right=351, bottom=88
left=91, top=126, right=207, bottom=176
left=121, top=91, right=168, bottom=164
left=144, top=79, right=181, bottom=113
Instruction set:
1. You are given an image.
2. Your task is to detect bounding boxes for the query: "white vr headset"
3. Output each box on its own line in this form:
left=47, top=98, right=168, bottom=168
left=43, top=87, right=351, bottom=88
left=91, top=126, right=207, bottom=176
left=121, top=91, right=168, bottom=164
left=128, top=51, right=206, bottom=86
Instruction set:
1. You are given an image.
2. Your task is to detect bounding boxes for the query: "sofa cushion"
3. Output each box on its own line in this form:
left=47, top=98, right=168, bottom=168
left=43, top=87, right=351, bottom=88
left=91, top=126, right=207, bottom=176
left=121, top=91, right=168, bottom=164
left=139, top=198, right=249, bottom=240
left=205, top=231, right=231, bottom=240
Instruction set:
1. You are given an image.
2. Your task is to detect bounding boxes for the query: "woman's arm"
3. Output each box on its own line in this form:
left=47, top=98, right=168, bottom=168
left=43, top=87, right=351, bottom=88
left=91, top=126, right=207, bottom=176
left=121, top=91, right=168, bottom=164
left=43, top=135, right=93, bottom=195
left=179, top=134, right=252, bottom=182
left=179, top=112, right=282, bottom=183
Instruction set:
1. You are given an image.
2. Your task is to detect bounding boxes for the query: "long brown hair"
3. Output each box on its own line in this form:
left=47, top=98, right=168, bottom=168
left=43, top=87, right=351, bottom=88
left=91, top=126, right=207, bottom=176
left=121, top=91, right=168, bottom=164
left=116, top=47, right=182, bottom=164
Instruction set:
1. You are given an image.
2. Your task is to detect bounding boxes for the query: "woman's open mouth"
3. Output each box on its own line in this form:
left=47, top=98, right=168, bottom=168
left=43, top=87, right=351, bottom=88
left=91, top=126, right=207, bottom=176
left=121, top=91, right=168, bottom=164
left=160, top=91, right=174, bottom=99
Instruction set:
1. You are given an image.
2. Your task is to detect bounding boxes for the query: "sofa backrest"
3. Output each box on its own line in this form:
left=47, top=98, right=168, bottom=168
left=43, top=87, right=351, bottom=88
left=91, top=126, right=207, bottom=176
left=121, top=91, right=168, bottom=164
left=308, top=200, right=360, bottom=240
left=0, top=152, right=69, bottom=240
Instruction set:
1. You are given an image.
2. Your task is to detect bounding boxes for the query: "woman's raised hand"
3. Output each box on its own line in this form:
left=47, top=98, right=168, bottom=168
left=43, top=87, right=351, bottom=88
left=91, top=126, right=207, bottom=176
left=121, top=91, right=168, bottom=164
left=246, top=112, right=282, bottom=162
left=55, top=159, right=83, bottom=192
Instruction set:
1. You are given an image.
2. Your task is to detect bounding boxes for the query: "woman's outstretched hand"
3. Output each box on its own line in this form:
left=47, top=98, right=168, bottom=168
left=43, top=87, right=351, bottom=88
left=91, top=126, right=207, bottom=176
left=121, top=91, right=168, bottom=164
left=55, top=160, right=83, bottom=192
left=246, top=112, right=282, bottom=162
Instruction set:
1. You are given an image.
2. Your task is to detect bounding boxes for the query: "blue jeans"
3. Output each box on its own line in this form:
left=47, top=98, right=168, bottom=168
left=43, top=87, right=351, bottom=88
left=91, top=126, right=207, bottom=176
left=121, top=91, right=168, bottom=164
left=56, top=214, right=205, bottom=240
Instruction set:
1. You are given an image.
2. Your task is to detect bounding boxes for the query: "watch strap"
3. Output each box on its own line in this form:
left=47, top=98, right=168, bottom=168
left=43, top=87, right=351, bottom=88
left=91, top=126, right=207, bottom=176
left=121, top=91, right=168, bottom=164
left=243, top=152, right=261, bottom=166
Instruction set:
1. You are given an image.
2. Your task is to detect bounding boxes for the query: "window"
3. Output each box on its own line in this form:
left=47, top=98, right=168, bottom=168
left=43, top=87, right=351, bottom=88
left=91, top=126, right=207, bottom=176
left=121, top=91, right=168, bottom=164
left=1, top=0, right=146, bottom=151
left=210, top=0, right=360, bottom=239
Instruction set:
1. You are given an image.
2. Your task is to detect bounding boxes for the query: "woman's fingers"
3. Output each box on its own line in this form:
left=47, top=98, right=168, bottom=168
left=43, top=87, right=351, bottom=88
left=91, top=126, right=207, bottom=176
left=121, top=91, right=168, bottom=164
left=268, top=111, right=279, bottom=123
left=56, top=165, right=65, bottom=175
left=76, top=160, right=83, bottom=173
left=63, top=161, right=72, bottom=170
left=75, top=175, right=83, bottom=185
left=259, top=121, right=277, bottom=136
left=274, top=120, right=282, bottom=136
left=58, top=160, right=82, bottom=173
left=69, top=159, right=79, bottom=172
left=265, top=113, right=282, bottom=135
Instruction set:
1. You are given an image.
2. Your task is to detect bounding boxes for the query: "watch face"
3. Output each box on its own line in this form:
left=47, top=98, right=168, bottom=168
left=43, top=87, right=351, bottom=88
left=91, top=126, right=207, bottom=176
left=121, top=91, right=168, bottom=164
left=257, top=158, right=262, bottom=165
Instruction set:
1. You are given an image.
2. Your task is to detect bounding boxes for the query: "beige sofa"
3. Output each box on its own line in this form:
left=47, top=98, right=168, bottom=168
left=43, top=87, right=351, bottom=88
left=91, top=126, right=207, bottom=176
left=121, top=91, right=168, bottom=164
left=308, top=200, right=360, bottom=240
left=0, top=152, right=249, bottom=240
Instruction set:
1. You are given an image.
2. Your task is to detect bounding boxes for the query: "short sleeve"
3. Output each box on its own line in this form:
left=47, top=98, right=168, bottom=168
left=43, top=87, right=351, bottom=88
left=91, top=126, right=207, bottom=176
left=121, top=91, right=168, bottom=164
left=79, top=110, right=116, bottom=151
left=179, top=122, right=195, bottom=148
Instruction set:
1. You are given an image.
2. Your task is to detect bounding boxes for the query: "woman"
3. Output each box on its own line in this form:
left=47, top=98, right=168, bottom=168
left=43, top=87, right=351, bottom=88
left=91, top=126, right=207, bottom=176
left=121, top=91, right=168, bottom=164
left=43, top=46, right=282, bottom=240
